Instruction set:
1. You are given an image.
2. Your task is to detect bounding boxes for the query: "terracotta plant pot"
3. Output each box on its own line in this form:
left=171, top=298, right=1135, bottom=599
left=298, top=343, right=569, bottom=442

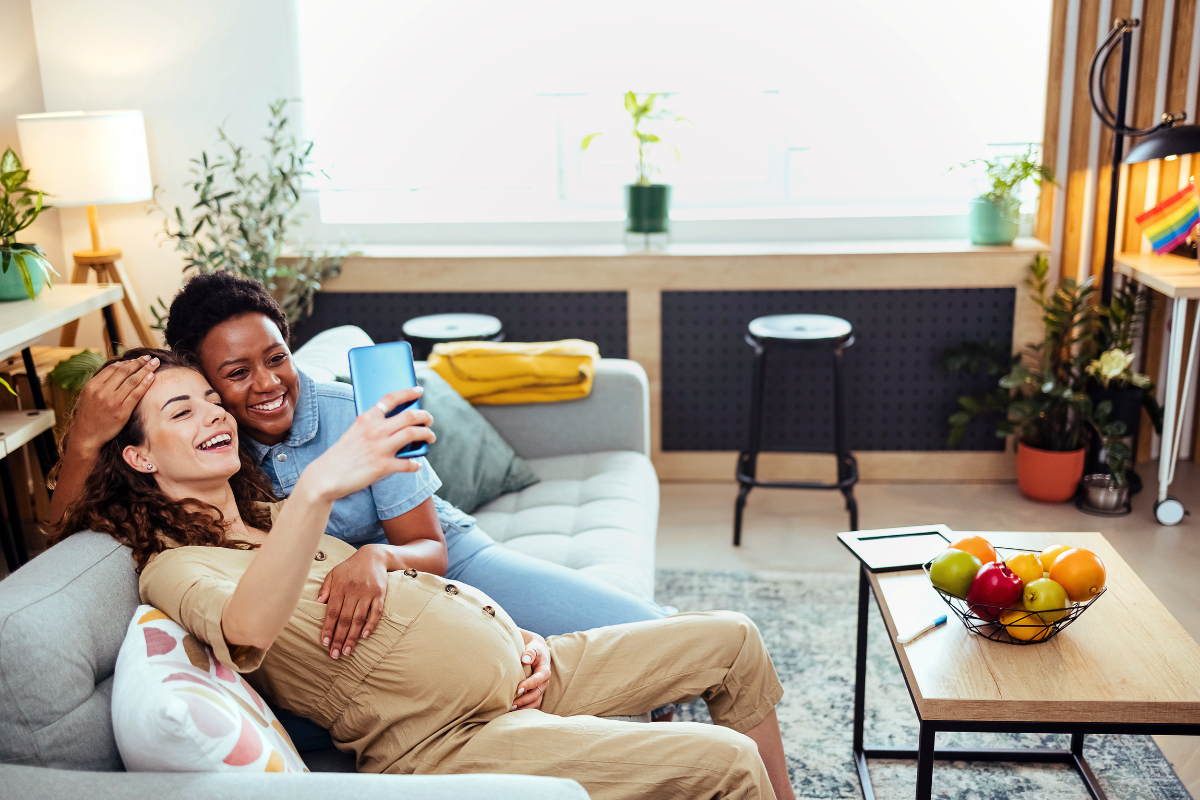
left=1016, top=442, right=1086, bottom=503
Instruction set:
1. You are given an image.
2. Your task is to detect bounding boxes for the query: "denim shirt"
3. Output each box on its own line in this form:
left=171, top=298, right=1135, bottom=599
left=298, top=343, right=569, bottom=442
left=245, top=370, right=481, bottom=550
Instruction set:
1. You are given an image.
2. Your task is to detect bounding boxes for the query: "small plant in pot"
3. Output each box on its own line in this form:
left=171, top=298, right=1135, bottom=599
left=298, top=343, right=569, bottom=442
left=945, top=255, right=1126, bottom=502
left=581, top=91, right=689, bottom=239
left=1084, top=283, right=1163, bottom=494
left=0, top=146, right=56, bottom=301
left=956, top=145, right=1054, bottom=247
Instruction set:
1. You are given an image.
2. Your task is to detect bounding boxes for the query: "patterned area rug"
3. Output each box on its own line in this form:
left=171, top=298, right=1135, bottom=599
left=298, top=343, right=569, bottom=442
left=655, top=569, right=1190, bottom=800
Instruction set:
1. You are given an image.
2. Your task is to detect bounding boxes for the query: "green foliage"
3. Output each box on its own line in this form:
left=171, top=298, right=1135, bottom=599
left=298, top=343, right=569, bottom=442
left=0, top=147, right=50, bottom=244
left=957, top=144, right=1055, bottom=212
left=581, top=91, right=690, bottom=187
left=152, top=99, right=346, bottom=332
left=49, top=349, right=107, bottom=393
left=944, top=254, right=1137, bottom=484
left=0, top=147, right=57, bottom=300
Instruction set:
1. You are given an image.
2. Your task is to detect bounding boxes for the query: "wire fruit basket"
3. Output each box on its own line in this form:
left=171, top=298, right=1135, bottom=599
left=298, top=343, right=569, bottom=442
left=922, top=545, right=1106, bottom=645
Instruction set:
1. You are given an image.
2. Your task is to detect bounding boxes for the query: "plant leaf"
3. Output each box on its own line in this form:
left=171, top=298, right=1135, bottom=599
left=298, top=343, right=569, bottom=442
left=580, top=132, right=603, bottom=151
left=49, top=349, right=106, bottom=392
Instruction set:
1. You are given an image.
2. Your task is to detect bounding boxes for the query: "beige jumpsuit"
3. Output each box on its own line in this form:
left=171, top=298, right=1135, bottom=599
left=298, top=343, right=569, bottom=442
left=140, top=535, right=785, bottom=799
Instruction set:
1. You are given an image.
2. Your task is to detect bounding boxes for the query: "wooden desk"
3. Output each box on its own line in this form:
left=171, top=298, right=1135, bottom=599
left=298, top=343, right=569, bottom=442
left=0, top=284, right=124, bottom=362
left=1115, top=252, right=1200, bottom=523
left=854, top=530, right=1200, bottom=799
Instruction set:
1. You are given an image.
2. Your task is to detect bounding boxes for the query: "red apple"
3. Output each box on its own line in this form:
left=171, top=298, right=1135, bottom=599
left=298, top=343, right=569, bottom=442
left=966, top=561, right=1024, bottom=621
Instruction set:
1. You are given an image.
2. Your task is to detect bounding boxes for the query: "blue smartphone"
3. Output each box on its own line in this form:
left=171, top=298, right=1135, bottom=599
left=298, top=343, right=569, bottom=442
left=347, top=341, right=429, bottom=459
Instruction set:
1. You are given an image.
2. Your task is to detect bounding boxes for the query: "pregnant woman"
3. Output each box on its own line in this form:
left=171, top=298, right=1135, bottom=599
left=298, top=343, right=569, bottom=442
left=49, top=350, right=794, bottom=800
left=49, top=272, right=674, bottom=737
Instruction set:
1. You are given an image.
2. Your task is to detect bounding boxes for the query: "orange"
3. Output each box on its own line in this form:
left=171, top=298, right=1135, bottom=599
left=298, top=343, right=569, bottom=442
left=948, top=535, right=998, bottom=564
left=1039, top=544, right=1072, bottom=574
left=1048, top=548, right=1106, bottom=603
left=999, top=608, right=1051, bottom=642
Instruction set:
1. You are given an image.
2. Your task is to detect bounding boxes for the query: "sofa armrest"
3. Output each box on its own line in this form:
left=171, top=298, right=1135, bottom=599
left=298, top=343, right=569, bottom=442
left=473, top=359, right=650, bottom=458
left=1, top=764, right=589, bottom=800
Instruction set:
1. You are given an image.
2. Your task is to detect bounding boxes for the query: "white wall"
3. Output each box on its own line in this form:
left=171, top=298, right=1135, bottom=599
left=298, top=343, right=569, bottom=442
left=0, top=0, right=65, bottom=281
left=27, top=0, right=302, bottom=343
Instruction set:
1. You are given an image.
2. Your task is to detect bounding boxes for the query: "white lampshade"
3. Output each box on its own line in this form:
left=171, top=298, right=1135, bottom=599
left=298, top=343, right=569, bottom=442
left=15, top=110, right=152, bottom=206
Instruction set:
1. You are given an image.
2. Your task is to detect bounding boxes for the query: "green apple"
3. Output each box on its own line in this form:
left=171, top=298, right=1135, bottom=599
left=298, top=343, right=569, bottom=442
left=1022, top=577, right=1071, bottom=623
left=929, top=549, right=983, bottom=598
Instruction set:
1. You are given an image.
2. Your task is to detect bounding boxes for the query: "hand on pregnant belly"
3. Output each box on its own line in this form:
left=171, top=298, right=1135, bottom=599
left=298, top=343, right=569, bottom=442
left=511, top=633, right=552, bottom=711
left=317, top=545, right=389, bottom=659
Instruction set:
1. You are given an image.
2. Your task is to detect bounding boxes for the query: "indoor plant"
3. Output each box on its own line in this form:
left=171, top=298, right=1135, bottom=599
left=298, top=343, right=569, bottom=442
left=152, top=99, right=343, bottom=332
left=957, top=145, right=1054, bottom=246
left=581, top=91, right=688, bottom=236
left=945, top=255, right=1127, bottom=502
left=0, top=146, right=55, bottom=301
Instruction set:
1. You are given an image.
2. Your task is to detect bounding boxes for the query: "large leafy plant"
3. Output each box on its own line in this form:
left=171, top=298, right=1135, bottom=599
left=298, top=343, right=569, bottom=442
left=957, top=144, right=1055, bottom=212
left=944, top=255, right=1132, bottom=483
left=1, top=146, right=57, bottom=300
left=153, top=99, right=343, bottom=331
left=581, top=92, right=689, bottom=187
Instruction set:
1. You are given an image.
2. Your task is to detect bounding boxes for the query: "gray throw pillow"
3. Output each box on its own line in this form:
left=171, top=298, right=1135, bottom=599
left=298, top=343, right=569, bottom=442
left=415, top=367, right=540, bottom=513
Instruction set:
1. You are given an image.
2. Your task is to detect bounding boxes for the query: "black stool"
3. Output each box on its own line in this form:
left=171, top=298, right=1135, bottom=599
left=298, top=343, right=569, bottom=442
left=401, top=313, right=505, bottom=360
left=734, top=314, right=859, bottom=545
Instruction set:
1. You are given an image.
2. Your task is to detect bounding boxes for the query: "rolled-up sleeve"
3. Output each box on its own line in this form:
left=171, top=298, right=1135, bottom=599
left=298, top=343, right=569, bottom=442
left=371, top=456, right=442, bottom=521
left=139, top=550, right=267, bottom=673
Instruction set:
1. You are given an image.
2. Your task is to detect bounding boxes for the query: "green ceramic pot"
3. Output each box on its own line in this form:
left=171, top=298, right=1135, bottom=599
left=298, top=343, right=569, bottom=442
left=0, top=244, right=48, bottom=301
left=625, top=184, right=671, bottom=234
left=968, top=197, right=1020, bottom=246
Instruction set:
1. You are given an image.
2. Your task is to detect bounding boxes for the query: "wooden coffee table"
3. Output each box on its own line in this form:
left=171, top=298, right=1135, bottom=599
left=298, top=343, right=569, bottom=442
left=848, top=530, right=1200, bottom=800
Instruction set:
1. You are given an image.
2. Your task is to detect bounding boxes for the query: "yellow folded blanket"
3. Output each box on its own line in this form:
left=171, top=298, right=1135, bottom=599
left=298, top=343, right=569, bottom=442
left=427, top=339, right=600, bottom=404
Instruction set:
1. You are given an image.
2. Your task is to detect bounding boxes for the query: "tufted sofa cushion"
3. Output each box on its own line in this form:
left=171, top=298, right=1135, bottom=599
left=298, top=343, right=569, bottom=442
left=473, top=451, right=658, bottom=600
left=0, top=533, right=139, bottom=771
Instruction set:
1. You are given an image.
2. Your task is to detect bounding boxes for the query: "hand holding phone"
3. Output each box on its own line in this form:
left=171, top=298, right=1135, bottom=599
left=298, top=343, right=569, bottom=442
left=348, top=342, right=430, bottom=458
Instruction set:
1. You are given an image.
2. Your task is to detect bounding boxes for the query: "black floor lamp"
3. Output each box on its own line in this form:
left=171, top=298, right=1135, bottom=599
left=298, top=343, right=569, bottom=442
left=1088, top=18, right=1194, bottom=304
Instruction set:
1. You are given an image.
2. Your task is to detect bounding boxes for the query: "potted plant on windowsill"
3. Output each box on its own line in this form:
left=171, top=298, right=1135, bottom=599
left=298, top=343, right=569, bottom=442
left=0, top=146, right=56, bottom=301
left=581, top=91, right=688, bottom=237
left=944, top=255, right=1127, bottom=502
left=957, top=145, right=1055, bottom=247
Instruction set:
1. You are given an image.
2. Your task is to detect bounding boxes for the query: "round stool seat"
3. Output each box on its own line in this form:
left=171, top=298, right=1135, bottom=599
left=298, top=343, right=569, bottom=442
left=402, top=313, right=503, bottom=342
left=748, top=314, right=852, bottom=345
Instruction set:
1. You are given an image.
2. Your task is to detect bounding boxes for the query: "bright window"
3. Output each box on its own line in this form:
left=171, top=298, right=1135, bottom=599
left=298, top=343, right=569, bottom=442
left=296, top=0, right=1052, bottom=225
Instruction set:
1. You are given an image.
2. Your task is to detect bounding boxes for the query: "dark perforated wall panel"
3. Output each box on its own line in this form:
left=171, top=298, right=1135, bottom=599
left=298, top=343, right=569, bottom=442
left=295, top=292, right=628, bottom=358
left=661, top=289, right=1014, bottom=452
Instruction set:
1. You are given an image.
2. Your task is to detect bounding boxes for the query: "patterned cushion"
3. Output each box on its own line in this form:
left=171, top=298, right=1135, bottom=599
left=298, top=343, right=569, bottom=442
left=112, top=606, right=307, bottom=773
left=473, top=451, right=658, bottom=600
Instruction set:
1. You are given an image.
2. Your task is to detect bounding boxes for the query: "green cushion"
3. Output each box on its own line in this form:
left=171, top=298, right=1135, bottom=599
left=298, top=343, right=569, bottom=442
left=415, top=368, right=540, bottom=513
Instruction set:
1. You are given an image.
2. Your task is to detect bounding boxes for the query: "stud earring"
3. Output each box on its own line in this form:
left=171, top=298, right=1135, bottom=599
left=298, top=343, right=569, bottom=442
left=145, top=464, right=155, bottom=472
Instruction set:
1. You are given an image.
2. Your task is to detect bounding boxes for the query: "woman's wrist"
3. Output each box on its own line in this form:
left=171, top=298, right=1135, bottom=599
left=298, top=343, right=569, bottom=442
left=290, top=472, right=339, bottom=511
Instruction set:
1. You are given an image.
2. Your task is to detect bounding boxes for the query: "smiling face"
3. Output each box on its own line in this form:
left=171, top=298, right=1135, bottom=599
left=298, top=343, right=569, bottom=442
left=120, top=367, right=242, bottom=494
left=194, top=312, right=300, bottom=446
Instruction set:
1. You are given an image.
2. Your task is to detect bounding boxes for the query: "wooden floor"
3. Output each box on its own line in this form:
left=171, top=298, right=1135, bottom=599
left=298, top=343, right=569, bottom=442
left=656, top=461, right=1200, bottom=798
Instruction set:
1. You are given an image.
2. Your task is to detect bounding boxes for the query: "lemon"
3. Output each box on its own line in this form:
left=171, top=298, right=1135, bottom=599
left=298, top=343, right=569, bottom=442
left=1005, top=553, right=1043, bottom=586
left=999, top=608, right=1051, bottom=642
left=1039, top=544, right=1072, bottom=574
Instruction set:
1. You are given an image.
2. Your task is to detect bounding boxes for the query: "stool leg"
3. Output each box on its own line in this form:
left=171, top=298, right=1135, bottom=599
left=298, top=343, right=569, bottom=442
left=734, top=339, right=768, bottom=546
left=0, top=458, right=28, bottom=569
left=832, top=343, right=858, bottom=532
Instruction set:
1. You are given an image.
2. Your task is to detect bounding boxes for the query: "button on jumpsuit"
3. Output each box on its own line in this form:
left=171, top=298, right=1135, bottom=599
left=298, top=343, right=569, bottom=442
left=140, top=535, right=786, bottom=800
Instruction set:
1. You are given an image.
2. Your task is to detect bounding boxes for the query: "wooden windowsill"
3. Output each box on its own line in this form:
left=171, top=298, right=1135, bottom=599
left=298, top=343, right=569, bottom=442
left=331, top=238, right=1048, bottom=261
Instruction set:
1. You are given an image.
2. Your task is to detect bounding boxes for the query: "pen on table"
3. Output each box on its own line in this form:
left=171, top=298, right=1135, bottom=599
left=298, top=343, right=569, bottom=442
left=895, top=614, right=947, bottom=645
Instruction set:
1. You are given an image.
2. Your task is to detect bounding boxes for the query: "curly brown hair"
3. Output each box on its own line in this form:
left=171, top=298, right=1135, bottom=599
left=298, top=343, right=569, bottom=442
left=47, top=348, right=278, bottom=571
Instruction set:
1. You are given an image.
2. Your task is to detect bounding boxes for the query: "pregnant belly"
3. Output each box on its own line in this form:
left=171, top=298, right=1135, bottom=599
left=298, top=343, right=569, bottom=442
left=338, top=574, right=529, bottom=767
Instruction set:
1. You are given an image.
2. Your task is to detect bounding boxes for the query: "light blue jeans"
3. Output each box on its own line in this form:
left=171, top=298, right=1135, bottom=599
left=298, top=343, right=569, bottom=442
left=277, top=514, right=668, bottom=751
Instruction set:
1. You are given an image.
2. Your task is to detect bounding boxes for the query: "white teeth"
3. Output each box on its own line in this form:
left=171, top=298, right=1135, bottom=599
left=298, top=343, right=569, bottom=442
left=199, top=433, right=232, bottom=450
left=251, top=396, right=284, bottom=411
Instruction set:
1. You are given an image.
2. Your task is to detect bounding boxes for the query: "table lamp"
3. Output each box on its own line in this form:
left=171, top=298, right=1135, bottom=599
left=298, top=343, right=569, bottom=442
left=15, top=110, right=156, bottom=348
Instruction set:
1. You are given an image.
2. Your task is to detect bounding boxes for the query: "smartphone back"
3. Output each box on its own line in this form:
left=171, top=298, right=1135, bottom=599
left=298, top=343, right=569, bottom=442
left=347, top=341, right=428, bottom=458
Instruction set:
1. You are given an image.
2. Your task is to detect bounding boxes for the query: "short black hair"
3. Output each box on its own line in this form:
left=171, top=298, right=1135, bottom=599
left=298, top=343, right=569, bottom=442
left=164, top=271, right=291, bottom=358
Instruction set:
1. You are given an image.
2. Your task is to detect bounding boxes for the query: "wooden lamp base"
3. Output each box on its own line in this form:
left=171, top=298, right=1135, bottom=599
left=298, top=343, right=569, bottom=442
left=59, top=247, right=157, bottom=353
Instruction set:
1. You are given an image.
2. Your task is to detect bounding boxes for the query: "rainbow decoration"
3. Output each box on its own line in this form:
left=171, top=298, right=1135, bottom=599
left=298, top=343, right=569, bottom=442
left=1136, top=183, right=1200, bottom=254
